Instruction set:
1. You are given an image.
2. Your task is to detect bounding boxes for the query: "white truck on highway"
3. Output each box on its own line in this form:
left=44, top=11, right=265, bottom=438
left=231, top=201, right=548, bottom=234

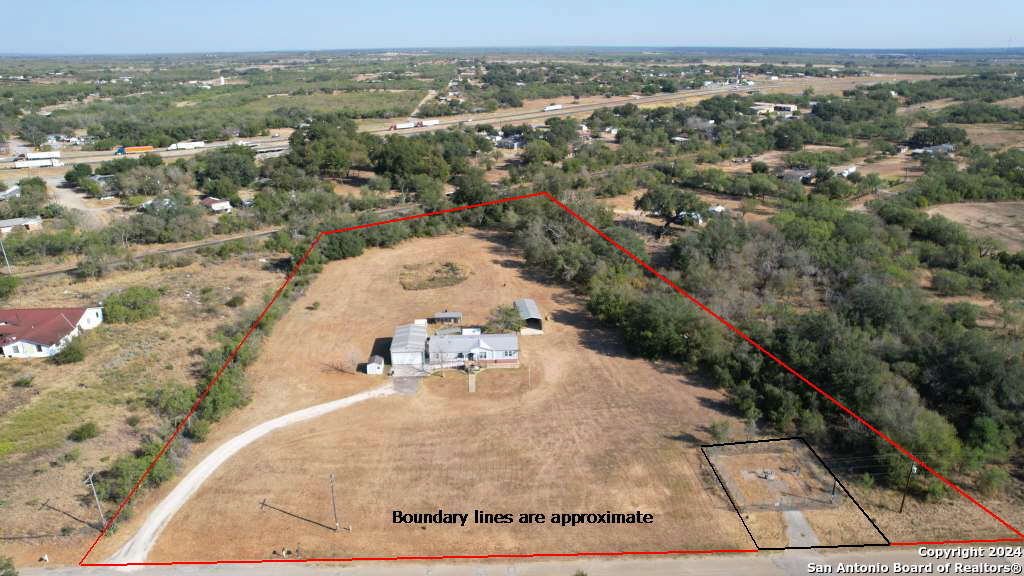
left=167, top=141, right=206, bottom=150
left=389, top=121, right=416, bottom=131
left=415, top=119, right=440, bottom=127
left=13, top=158, right=64, bottom=168
left=543, top=104, right=564, bottom=112
left=21, top=151, right=62, bottom=161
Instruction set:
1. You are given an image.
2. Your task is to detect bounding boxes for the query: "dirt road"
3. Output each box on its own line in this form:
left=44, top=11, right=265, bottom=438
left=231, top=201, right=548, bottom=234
left=27, top=546, right=1024, bottom=576
left=106, top=384, right=396, bottom=565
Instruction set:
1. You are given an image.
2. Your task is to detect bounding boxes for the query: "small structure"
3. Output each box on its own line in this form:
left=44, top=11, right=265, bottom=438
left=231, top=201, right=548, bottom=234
left=781, top=169, right=816, bottom=184
left=431, top=311, right=463, bottom=324
left=0, top=216, right=42, bottom=235
left=0, top=307, right=104, bottom=358
left=514, top=298, right=544, bottom=335
left=427, top=333, right=519, bottom=368
left=461, top=327, right=481, bottom=336
left=0, top=185, right=21, bottom=201
left=390, top=323, right=427, bottom=366
left=200, top=197, right=232, bottom=213
left=366, top=355, right=385, bottom=375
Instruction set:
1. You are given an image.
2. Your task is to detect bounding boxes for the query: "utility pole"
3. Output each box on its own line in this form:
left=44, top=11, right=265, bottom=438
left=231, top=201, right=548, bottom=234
left=329, top=474, right=339, bottom=531
left=85, top=472, right=107, bottom=529
left=0, top=234, right=12, bottom=275
left=899, top=463, right=918, bottom=514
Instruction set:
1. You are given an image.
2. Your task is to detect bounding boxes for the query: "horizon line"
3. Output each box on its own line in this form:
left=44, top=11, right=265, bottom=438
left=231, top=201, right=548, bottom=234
left=3, top=44, right=1024, bottom=59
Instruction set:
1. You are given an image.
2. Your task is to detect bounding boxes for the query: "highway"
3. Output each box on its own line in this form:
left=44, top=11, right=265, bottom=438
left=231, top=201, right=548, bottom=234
left=0, top=82, right=779, bottom=169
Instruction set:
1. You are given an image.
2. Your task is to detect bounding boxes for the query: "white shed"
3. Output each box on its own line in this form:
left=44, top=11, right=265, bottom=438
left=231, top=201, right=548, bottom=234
left=366, top=355, right=385, bottom=375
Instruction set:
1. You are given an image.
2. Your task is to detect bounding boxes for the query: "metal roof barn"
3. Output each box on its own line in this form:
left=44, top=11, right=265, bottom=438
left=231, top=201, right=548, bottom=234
left=514, top=298, right=544, bottom=334
left=390, top=323, right=427, bottom=365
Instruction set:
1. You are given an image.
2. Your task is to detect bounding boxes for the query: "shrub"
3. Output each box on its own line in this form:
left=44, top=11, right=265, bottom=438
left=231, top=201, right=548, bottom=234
left=56, top=448, right=81, bottom=465
left=52, top=338, right=85, bottom=364
left=931, top=269, right=977, bottom=296
left=1, top=555, right=17, bottom=576
left=225, top=295, right=245, bottom=308
left=69, top=421, right=99, bottom=442
left=709, top=420, right=731, bottom=442
left=976, top=467, right=1011, bottom=496
left=12, top=375, right=33, bottom=388
left=105, top=286, right=160, bottom=323
left=0, top=275, right=19, bottom=301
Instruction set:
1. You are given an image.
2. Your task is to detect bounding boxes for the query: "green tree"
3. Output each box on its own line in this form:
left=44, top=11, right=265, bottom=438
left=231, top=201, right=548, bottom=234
left=635, top=185, right=709, bottom=233
left=485, top=305, right=524, bottom=333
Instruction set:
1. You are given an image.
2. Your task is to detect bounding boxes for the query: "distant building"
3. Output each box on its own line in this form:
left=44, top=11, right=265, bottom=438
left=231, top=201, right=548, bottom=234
left=0, top=307, right=103, bottom=358
left=0, top=185, right=21, bottom=201
left=911, top=143, right=956, bottom=156
left=0, top=216, right=42, bottom=235
left=200, top=197, right=232, bottom=213
left=781, top=169, right=816, bottom=184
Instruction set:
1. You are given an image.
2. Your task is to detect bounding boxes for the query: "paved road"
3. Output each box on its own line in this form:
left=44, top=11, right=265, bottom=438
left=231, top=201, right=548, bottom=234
left=0, top=82, right=785, bottom=169
left=105, top=384, right=396, bottom=565
left=23, top=546, right=1024, bottom=576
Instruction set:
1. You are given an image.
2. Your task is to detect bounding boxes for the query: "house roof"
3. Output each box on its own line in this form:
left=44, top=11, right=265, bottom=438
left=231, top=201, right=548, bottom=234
left=391, top=323, right=427, bottom=353
left=0, top=307, right=88, bottom=347
left=200, top=197, right=229, bottom=207
left=0, top=216, right=42, bottom=228
left=433, top=311, right=463, bottom=320
left=429, top=333, right=518, bottom=355
left=514, top=298, right=542, bottom=321
left=0, top=185, right=21, bottom=201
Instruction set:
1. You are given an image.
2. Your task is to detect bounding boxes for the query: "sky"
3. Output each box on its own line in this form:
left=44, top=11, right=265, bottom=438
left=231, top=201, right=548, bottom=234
left=5, top=0, right=1023, bottom=55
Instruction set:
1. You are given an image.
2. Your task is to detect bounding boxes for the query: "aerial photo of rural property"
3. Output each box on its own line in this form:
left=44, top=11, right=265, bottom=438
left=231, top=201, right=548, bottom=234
left=2, top=1, right=1024, bottom=575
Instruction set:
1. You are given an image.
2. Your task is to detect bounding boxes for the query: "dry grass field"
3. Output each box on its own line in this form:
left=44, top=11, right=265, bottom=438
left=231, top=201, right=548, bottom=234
left=0, top=254, right=284, bottom=564
left=42, top=229, right=1021, bottom=564
left=926, top=201, right=1024, bottom=252
left=956, top=123, right=1024, bottom=151
left=101, top=231, right=757, bottom=562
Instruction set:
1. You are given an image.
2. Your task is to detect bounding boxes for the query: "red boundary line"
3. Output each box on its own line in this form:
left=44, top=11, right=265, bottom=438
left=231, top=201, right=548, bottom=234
left=79, top=192, right=1022, bottom=566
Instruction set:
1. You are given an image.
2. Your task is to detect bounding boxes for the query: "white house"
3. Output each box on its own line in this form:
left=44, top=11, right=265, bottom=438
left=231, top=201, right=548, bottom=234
left=200, top=197, right=232, bottom=213
left=0, top=307, right=104, bottom=358
left=426, top=333, right=519, bottom=368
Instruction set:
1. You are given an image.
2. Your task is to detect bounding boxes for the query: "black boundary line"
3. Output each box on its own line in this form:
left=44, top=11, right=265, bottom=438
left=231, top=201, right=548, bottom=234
left=758, top=543, right=892, bottom=551
left=799, top=437, right=891, bottom=545
left=700, top=446, right=760, bottom=549
left=702, top=437, right=891, bottom=550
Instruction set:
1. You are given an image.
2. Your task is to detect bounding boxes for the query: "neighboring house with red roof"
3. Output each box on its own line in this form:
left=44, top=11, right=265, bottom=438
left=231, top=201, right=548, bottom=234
left=0, top=307, right=104, bottom=358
